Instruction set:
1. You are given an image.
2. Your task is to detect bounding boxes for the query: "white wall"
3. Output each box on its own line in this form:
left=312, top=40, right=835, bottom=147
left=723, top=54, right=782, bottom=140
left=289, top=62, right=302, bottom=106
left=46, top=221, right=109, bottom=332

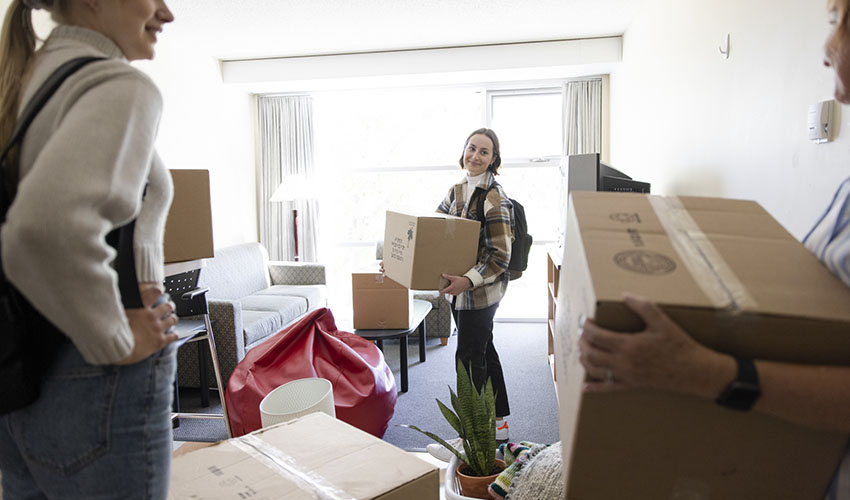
left=137, top=49, right=256, bottom=250
left=609, top=0, right=847, bottom=239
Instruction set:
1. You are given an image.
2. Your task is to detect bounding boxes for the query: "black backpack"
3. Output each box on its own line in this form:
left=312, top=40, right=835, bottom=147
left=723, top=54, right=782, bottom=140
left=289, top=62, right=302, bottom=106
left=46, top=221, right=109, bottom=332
left=475, top=182, right=533, bottom=280
left=0, top=56, right=143, bottom=416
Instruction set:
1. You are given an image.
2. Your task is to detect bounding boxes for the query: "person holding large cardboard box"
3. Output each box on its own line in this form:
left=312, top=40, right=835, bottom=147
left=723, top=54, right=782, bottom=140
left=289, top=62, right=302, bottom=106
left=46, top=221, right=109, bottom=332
left=578, top=1, right=850, bottom=495
left=436, top=128, right=514, bottom=443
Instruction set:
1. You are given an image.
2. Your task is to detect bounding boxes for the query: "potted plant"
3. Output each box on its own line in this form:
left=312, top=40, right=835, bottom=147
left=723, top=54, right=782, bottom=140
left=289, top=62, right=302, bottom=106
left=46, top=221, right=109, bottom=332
left=402, top=360, right=506, bottom=499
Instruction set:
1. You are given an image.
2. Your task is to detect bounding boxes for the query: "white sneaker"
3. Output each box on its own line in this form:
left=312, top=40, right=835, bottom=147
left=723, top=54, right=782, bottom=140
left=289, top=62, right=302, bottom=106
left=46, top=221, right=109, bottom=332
left=496, top=418, right=509, bottom=441
left=426, top=437, right=464, bottom=462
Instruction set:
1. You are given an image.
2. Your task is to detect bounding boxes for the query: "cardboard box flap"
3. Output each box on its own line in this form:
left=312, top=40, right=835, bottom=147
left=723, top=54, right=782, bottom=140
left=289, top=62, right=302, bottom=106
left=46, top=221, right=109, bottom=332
left=386, top=209, right=468, bottom=221
left=170, top=413, right=437, bottom=500
left=352, top=263, right=406, bottom=290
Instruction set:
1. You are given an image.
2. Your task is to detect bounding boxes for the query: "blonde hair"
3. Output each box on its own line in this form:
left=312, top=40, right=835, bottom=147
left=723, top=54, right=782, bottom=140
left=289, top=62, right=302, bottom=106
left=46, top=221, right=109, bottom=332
left=0, top=1, right=39, bottom=152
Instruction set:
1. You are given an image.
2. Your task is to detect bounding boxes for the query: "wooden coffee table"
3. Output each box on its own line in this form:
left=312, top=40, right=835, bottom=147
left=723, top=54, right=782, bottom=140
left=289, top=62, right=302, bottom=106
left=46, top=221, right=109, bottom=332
left=354, top=299, right=432, bottom=393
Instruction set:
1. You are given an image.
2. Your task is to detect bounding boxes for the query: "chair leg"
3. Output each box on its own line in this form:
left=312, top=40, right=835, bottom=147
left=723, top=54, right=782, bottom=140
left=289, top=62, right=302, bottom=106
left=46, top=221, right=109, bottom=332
left=198, top=341, right=210, bottom=407
left=204, top=313, right=232, bottom=438
left=440, top=337, right=449, bottom=346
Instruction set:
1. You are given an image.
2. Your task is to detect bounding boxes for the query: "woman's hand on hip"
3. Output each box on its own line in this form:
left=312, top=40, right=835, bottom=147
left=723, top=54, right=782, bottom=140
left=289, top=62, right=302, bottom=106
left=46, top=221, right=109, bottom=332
left=578, top=293, right=732, bottom=396
left=440, top=273, right=471, bottom=296
left=117, top=286, right=179, bottom=365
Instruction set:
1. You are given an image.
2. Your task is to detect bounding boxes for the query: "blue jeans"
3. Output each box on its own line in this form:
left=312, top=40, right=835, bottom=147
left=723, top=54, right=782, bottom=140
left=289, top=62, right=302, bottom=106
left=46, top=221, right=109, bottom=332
left=0, top=341, right=176, bottom=500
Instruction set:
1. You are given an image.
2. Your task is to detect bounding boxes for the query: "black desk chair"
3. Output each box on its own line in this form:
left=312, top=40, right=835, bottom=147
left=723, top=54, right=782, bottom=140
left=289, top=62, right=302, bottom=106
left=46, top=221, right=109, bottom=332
left=164, top=268, right=231, bottom=438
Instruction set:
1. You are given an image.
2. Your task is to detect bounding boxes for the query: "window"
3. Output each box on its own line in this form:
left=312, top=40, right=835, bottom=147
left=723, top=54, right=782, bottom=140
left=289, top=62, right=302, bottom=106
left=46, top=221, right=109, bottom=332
left=488, top=88, right=563, bottom=160
left=311, top=85, right=565, bottom=321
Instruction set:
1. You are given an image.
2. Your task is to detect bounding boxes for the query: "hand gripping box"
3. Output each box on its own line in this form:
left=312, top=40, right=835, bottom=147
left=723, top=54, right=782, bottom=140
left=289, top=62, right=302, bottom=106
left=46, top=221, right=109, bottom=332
left=556, top=191, right=850, bottom=500
left=353, top=263, right=414, bottom=329
left=169, top=412, right=439, bottom=500
left=383, top=210, right=480, bottom=290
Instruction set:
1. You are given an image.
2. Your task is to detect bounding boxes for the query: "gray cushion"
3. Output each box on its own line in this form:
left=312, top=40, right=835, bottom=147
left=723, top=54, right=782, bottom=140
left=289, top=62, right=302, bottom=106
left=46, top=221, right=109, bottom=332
left=240, top=294, right=306, bottom=314
left=256, top=285, right=326, bottom=309
left=241, top=310, right=285, bottom=346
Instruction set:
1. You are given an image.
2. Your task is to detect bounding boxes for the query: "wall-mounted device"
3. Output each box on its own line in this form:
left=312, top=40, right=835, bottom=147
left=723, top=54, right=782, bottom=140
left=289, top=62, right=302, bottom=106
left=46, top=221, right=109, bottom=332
left=808, top=100, right=833, bottom=144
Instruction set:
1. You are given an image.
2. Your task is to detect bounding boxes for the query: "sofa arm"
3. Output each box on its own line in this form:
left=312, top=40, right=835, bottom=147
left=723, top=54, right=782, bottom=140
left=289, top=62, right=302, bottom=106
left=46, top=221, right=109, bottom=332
left=176, top=298, right=244, bottom=389
left=268, top=261, right=327, bottom=286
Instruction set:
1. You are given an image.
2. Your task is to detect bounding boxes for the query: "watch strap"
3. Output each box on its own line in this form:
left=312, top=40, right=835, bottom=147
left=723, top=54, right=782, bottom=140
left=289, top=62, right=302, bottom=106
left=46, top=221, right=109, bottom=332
left=716, top=356, right=761, bottom=411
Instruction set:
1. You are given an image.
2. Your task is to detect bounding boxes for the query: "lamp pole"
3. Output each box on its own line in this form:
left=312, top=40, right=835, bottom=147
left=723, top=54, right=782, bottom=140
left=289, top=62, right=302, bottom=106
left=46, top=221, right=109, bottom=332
left=292, top=207, right=299, bottom=262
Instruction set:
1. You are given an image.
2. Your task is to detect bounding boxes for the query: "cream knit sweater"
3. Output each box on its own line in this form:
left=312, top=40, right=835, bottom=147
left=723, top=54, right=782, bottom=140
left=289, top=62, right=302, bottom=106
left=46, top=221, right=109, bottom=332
left=1, top=25, right=172, bottom=364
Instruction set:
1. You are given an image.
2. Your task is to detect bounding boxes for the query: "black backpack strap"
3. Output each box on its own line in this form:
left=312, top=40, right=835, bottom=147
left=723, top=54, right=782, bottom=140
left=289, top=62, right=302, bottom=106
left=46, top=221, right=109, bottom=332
left=1, top=56, right=104, bottom=203
left=0, top=55, right=142, bottom=308
left=474, top=181, right=501, bottom=223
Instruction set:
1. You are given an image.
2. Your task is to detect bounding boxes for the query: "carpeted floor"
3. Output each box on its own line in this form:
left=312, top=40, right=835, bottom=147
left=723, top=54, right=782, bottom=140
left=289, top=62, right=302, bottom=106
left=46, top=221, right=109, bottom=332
left=173, top=321, right=560, bottom=450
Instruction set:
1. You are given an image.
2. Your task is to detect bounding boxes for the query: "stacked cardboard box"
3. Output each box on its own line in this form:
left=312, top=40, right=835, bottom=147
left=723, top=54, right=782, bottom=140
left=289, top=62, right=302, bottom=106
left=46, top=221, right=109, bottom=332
left=352, top=263, right=414, bottom=329
left=163, top=169, right=215, bottom=264
left=556, top=192, right=850, bottom=499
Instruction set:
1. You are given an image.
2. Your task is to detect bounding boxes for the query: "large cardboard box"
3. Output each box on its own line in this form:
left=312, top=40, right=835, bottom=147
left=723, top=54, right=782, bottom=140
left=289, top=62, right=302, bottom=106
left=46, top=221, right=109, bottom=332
left=556, top=191, right=850, bottom=500
left=169, top=412, right=439, bottom=500
left=353, top=263, right=414, bottom=329
left=164, top=169, right=215, bottom=264
left=383, top=210, right=479, bottom=290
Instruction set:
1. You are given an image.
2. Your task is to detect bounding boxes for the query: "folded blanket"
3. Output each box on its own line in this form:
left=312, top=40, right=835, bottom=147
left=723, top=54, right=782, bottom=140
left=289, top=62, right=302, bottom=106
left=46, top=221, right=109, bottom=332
left=489, top=442, right=548, bottom=500
left=505, top=441, right=564, bottom=500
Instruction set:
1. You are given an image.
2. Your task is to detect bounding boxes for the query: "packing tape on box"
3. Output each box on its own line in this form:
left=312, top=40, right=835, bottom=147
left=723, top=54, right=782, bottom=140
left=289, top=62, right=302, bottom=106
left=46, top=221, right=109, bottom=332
left=444, top=219, right=457, bottom=238
left=648, top=195, right=757, bottom=312
left=232, top=434, right=355, bottom=500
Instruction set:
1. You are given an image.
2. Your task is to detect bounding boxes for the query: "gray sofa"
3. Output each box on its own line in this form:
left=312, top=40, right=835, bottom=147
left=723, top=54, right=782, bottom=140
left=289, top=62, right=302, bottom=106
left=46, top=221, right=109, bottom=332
left=375, top=241, right=453, bottom=345
left=177, top=242, right=328, bottom=388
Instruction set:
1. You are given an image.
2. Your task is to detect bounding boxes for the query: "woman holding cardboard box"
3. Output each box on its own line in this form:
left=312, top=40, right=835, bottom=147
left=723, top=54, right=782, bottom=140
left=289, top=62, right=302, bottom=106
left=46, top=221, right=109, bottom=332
left=436, top=128, right=514, bottom=445
left=578, top=0, right=850, bottom=495
left=0, top=0, right=179, bottom=498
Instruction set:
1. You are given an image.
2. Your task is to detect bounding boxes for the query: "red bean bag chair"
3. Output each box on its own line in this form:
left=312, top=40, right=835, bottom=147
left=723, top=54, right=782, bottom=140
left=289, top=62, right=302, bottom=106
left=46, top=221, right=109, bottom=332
left=224, top=307, right=397, bottom=437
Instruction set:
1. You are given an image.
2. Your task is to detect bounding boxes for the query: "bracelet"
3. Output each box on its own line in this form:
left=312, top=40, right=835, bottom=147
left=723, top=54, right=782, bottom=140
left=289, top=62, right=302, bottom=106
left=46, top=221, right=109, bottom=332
left=465, top=277, right=474, bottom=288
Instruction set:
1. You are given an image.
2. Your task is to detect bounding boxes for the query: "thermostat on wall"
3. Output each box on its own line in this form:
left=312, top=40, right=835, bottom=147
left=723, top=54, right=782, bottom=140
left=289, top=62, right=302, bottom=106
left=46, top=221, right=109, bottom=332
left=808, top=100, right=833, bottom=144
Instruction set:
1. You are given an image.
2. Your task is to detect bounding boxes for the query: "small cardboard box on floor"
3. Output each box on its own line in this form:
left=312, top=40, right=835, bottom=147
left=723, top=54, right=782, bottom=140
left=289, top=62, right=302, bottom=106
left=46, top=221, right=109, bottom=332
left=169, top=412, right=438, bottom=500
left=383, top=210, right=479, bottom=290
left=556, top=191, right=850, bottom=500
left=352, top=262, right=414, bottom=329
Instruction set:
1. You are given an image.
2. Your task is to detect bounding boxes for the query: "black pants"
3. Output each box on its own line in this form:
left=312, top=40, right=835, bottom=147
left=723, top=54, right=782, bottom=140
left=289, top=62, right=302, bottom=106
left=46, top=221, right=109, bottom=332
left=451, top=301, right=510, bottom=418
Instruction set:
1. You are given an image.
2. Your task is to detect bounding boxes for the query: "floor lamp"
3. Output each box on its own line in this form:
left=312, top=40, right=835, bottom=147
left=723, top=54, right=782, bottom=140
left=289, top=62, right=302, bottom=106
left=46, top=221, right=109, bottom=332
left=270, top=175, right=315, bottom=262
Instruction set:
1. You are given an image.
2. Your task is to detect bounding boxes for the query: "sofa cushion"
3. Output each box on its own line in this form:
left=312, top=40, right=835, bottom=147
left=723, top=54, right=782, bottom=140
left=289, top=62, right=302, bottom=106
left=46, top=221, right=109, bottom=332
left=241, top=310, right=285, bottom=346
left=256, top=285, right=327, bottom=310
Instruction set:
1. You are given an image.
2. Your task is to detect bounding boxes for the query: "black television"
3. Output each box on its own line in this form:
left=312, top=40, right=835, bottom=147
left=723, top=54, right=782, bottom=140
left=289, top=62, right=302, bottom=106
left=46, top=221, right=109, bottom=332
left=556, top=153, right=650, bottom=250
left=563, top=152, right=650, bottom=194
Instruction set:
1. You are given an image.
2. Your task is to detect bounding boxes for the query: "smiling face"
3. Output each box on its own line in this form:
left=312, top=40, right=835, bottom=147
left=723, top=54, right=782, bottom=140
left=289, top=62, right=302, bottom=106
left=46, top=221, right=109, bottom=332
left=462, top=134, right=495, bottom=176
left=825, top=0, right=850, bottom=103
left=94, top=0, right=174, bottom=61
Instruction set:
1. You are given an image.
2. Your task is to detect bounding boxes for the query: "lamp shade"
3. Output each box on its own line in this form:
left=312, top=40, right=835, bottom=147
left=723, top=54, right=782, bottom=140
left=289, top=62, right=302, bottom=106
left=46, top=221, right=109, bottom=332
left=270, top=175, right=317, bottom=202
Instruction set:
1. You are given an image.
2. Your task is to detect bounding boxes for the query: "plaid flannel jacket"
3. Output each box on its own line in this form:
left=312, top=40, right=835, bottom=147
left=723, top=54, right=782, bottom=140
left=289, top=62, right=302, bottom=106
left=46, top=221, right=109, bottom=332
left=436, top=171, right=513, bottom=310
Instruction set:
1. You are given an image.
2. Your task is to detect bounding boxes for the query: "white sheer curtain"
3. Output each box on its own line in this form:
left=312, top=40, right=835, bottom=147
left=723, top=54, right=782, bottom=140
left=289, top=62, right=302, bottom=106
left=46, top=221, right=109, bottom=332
left=258, top=95, right=319, bottom=262
left=563, top=79, right=602, bottom=155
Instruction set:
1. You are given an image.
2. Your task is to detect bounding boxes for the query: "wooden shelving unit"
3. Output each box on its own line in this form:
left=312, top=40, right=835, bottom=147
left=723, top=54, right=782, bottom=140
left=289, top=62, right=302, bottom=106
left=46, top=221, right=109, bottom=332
left=547, top=245, right=562, bottom=383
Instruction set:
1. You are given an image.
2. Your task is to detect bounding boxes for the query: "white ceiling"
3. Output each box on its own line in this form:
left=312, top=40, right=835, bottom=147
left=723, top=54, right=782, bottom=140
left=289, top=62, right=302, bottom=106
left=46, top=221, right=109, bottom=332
left=165, top=0, right=641, bottom=61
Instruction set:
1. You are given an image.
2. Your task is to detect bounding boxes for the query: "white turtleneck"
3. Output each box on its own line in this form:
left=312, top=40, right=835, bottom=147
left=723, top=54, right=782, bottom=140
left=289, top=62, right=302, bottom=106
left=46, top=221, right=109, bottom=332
left=465, top=171, right=487, bottom=206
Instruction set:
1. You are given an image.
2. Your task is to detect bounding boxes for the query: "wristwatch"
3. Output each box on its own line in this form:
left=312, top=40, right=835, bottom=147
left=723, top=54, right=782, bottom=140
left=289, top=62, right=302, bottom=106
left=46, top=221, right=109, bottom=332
left=716, top=357, right=761, bottom=411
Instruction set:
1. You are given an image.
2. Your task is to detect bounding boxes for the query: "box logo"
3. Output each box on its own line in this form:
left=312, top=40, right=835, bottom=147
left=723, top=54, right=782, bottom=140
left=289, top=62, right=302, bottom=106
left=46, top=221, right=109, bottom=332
left=613, top=250, right=676, bottom=275
left=610, top=212, right=642, bottom=224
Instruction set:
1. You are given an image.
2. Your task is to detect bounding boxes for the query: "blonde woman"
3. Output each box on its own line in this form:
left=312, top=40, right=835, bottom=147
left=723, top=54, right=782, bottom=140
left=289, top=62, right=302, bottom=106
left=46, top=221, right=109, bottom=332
left=0, top=0, right=179, bottom=498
